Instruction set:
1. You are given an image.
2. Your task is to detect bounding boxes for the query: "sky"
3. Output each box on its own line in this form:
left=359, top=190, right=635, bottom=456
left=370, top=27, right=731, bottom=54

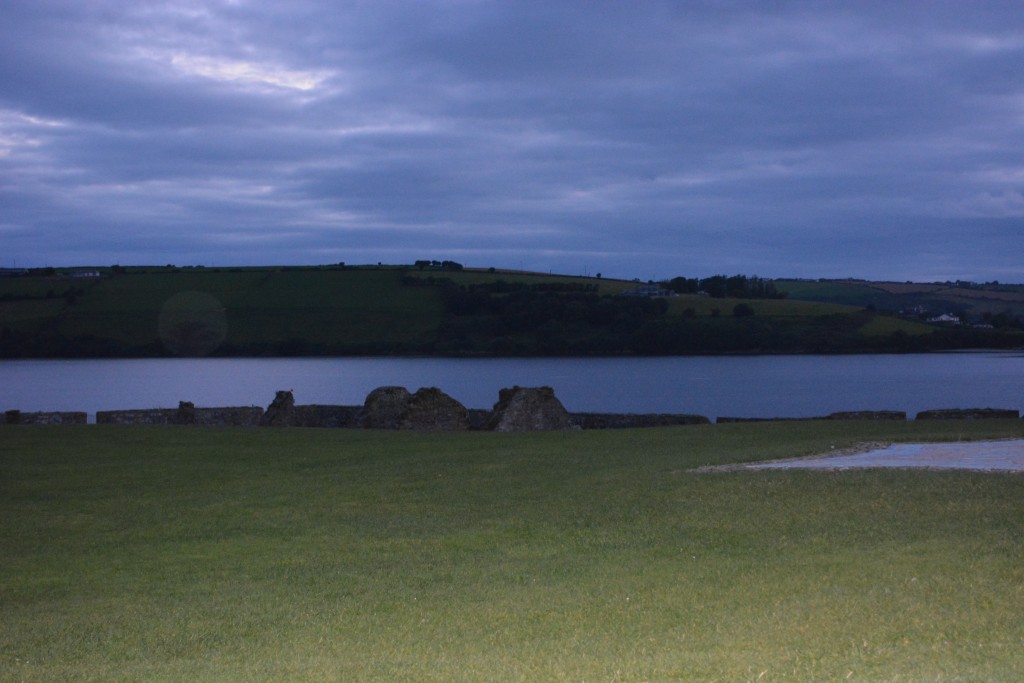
left=2, top=1, right=1023, bottom=282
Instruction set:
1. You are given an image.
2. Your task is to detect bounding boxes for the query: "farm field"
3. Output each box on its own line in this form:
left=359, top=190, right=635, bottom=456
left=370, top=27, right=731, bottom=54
left=0, top=266, right=445, bottom=356
left=2, top=421, right=1023, bottom=681
left=778, top=279, right=1024, bottom=319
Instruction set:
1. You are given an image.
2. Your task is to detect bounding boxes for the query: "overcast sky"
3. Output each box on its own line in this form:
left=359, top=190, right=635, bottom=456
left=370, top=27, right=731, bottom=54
left=2, top=1, right=1023, bottom=281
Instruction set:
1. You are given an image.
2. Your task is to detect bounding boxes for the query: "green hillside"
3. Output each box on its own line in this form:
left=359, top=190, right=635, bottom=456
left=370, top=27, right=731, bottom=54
left=778, top=279, right=1024, bottom=322
left=0, top=266, right=443, bottom=357
left=1, top=265, right=1021, bottom=357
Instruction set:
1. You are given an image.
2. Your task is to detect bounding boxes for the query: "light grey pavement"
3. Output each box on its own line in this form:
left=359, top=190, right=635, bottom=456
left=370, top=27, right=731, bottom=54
left=749, top=440, right=1024, bottom=472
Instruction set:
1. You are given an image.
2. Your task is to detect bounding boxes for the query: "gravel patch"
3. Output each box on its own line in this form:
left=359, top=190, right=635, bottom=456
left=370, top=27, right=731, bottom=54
left=741, top=439, right=1024, bottom=473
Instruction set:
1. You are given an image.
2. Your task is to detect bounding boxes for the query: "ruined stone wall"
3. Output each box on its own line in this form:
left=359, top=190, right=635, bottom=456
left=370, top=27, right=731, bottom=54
left=7, top=390, right=1022, bottom=430
left=194, top=407, right=265, bottom=426
left=288, top=405, right=361, bottom=428
left=2, top=410, right=87, bottom=425
left=467, top=409, right=492, bottom=430
left=828, top=411, right=907, bottom=421
left=915, top=408, right=1020, bottom=420
left=716, top=416, right=820, bottom=423
left=719, top=411, right=907, bottom=423
left=95, top=405, right=264, bottom=426
left=570, top=412, right=710, bottom=429
left=487, top=386, right=571, bottom=431
left=96, top=409, right=179, bottom=425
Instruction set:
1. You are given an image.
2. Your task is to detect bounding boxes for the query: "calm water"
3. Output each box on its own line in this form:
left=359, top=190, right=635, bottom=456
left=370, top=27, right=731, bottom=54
left=2, top=352, right=1024, bottom=421
left=1, top=353, right=1023, bottom=422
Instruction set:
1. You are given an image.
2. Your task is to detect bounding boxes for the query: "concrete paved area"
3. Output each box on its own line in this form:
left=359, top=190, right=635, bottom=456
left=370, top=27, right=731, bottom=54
left=749, top=439, right=1024, bottom=472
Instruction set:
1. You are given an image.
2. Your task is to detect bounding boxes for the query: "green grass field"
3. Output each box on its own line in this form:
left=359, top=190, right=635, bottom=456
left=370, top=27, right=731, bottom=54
left=3, top=421, right=1023, bottom=681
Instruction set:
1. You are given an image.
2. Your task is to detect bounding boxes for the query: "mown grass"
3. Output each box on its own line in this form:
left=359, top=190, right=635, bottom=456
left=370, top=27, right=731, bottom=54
left=2, top=422, right=1023, bottom=682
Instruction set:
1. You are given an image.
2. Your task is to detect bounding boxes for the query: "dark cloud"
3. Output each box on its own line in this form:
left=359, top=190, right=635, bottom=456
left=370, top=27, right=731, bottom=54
left=2, top=0, right=1022, bottom=281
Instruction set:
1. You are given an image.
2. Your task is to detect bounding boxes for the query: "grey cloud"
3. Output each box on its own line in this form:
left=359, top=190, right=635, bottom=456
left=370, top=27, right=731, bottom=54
left=1, top=1, right=1022, bottom=280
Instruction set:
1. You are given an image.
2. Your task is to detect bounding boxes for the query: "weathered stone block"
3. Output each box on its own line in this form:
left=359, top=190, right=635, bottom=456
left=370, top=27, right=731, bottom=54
left=358, top=386, right=412, bottom=429
left=400, top=387, right=469, bottom=431
left=467, top=408, right=492, bottom=430
left=487, top=386, right=571, bottom=432
left=260, top=390, right=296, bottom=426
left=176, top=401, right=197, bottom=424
left=358, top=386, right=469, bottom=431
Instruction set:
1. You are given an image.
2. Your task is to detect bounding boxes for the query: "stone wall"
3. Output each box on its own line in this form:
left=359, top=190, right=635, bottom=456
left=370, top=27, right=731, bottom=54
left=467, top=408, right=492, bottom=430
left=2, top=410, right=87, bottom=425
left=194, top=407, right=265, bottom=426
left=96, top=404, right=264, bottom=425
left=288, top=405, right=361, bottom=428
left=570, top=412, right=710, bottom=429
left=9, top=391, right=1023, bottom=430
left=401, top=388, right=470, bottom=431
left=915, top=408, right=1020, bottom=420
left=716, top=416, right=819, bottom=423
left=487, top=386, right=572, bottom=431
left=358, top=386, right=470, bottom=431
left=828, top=411, right=907, bottom=421
left=717, top=411, right=907, bottom=423
left=96, top=409, right=180, bottom=425
left=358, top=386, right=411, bottom=429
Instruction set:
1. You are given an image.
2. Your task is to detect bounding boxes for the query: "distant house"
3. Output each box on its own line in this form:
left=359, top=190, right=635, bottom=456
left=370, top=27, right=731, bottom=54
left=927, top=313, right=960, bottom=325
left=900, top=305, right=927, bottom=317
left=70, top=270, right=101, bottom=279
left=622, top=284, right=676, bottom=298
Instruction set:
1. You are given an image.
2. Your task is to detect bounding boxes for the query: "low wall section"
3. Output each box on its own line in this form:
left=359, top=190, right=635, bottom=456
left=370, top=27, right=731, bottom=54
left=717, top=411, right=908, bottom=423
left=96, top=409, right=179, bottom=425
left=915, top=408, right=1019, bottom=420
left=5, top=402, right=1023, bottom=429
left=570, top=412, right=711, bottom=429
left=2, top=410, right=87, bottom=425
left=282, top=405, right=361, bottom=428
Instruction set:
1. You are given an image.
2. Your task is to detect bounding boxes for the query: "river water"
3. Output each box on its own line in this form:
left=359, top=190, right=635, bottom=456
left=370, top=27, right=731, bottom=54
left=2, top=352, right=1022, bottom=422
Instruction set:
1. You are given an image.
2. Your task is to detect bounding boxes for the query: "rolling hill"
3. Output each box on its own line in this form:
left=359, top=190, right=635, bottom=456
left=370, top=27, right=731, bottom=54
left=1, top=265, right=1021, bottom=357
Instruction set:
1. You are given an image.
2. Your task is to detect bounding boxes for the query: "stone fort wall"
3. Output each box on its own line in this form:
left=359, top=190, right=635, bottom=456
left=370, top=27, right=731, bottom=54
left=3, top=391, right=1021, bottom=430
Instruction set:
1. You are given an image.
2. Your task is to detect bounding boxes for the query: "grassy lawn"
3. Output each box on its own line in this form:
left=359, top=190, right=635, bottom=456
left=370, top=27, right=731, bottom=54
left=2, top=421, right=1023, bottom=681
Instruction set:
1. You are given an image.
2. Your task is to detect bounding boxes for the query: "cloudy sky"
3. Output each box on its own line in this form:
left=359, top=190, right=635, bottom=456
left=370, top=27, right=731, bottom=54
left=2, top=1, right=1023, bottom=281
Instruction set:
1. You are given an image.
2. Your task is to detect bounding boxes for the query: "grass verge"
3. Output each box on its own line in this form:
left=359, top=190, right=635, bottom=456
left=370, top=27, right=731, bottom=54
left=2, top=421, right=1023, bottom=681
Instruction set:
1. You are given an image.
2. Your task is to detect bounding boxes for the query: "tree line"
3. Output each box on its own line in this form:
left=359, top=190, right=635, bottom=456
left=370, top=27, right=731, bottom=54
left=663, top=274, right=787, bottom=299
